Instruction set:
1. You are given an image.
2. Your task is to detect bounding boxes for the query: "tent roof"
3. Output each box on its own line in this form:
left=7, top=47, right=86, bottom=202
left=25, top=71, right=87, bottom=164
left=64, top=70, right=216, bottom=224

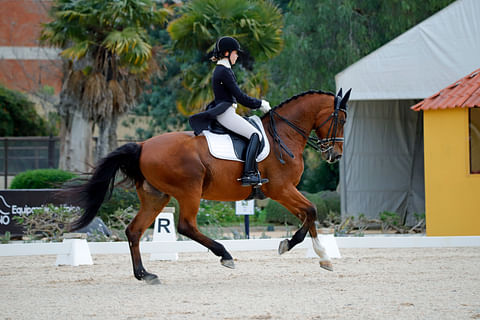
left=412, top=68, right=480, bottom=111
left=335, top=0, right=480, bottom=101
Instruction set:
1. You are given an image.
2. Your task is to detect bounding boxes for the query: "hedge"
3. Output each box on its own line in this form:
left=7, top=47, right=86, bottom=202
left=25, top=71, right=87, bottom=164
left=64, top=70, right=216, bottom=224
left=265, top=191, right=340, bottom=226
left=9, top=169, right=77, bottom=189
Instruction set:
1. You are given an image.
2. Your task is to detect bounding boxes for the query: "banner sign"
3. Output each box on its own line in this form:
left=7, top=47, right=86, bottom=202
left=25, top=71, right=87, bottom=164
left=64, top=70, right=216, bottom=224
left=0, top=189, right=64, bottom=236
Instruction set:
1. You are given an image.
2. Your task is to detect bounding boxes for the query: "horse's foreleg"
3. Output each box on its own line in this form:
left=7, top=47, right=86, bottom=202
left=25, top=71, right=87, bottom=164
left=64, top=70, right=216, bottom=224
left=126, top=183, right=171, bottom=284
left=176, top=195, right=235, bottom=268
left=308, top=225, right=333, bottom=271
left=273, top=188, right=332, bottom=269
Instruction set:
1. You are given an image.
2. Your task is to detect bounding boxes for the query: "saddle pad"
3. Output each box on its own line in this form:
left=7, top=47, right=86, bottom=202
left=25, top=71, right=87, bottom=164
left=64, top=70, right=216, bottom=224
left=202, top=115, right=270, bottom=162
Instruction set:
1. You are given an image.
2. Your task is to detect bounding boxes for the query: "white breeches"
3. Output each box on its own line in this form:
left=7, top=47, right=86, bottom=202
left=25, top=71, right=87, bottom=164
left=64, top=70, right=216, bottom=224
left=216, top=105, right=262, bottom=140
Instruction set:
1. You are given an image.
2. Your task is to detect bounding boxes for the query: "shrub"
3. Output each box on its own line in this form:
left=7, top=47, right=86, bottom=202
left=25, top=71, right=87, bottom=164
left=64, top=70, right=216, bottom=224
left=97, top=186, right=180, bottom=228
left=265, top=199, right=301, bottom=226
left=264, top=191, right=339, bottom=225
left=13, top=204, right=79, bottom=241
left=317, top=191, right=340, bottom=215
left=197, top=200, right=241, bottom=225
left=10, top=169, right=77, bottom=189
left=0, top=84, right=50, bottom=136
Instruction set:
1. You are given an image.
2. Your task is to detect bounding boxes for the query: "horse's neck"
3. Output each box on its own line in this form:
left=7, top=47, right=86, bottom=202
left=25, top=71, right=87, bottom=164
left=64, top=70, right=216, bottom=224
left=264, top=93, right=329, bottom=155
left=273, top=94, right=327, bottom=133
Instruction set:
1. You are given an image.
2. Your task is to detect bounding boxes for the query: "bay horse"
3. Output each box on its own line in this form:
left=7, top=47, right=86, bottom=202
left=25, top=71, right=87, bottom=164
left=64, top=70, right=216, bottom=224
left=67, top=89, right=350, bottom=284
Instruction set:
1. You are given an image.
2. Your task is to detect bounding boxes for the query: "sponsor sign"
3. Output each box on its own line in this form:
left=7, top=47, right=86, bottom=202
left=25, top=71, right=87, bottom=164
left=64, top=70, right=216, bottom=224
left=0, top=190, right=67, bottom=236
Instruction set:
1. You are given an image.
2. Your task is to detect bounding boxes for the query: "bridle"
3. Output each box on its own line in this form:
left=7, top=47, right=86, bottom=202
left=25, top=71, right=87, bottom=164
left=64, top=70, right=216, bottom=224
left=268, top=93, right=348, bottom=164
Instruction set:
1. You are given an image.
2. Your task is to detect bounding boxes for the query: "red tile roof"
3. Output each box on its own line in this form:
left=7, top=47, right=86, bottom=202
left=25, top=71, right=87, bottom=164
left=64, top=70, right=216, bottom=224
left=411, top=68, right=480, bottom=111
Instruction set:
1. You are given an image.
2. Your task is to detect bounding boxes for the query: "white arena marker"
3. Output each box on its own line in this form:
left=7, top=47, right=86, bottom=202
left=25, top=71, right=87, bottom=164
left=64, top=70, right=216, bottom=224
left=150, top=208, right=178, bottom=261
left=306, top=234, right=341, bottom=259
left=55, top=239, right=93, bottom=266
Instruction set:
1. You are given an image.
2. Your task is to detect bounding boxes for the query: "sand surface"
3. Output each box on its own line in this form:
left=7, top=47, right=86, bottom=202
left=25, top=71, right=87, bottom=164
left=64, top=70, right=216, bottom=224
left=2, top=247, right=480, bottom=320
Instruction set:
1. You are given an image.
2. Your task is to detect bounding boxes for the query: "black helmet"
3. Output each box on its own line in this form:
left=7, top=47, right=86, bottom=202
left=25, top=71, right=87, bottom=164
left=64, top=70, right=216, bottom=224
left=214, top=36, right=243, bottom=58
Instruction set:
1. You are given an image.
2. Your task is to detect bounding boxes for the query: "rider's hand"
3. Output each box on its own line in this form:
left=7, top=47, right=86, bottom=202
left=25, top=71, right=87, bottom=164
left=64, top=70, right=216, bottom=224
left=260, top=100, right=271, bottom=113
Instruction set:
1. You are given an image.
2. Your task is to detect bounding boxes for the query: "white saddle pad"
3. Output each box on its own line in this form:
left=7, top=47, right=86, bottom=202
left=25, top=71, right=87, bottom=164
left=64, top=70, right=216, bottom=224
left=202, top=115, right=270, bottom=162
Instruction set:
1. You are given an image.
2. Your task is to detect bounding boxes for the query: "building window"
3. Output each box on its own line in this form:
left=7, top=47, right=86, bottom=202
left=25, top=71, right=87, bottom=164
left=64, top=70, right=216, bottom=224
left=470, top=107, right=480, bottom=174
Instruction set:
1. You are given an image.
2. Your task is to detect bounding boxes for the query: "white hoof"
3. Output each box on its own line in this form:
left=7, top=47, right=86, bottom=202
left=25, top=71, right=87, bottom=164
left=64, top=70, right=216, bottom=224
left=320, top=260, right=333, bottom=271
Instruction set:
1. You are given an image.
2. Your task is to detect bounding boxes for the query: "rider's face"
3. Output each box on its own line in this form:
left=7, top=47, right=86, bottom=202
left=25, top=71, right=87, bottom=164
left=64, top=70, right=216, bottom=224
left=229, top=50, right=238, bottom=65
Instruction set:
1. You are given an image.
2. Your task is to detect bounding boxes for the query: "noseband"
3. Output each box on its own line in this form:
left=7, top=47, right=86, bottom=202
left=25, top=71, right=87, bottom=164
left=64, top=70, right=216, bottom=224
left=268, top=99, right=347, bottom=164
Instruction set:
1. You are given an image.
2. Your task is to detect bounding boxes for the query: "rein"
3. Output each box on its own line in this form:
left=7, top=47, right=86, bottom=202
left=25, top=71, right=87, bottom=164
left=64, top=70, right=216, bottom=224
left=268, top=97, right=346, bottom=164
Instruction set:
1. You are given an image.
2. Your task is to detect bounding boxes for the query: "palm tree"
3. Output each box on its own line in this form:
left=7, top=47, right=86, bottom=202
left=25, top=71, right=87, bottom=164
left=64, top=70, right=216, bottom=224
left=41, top=0, right=170, bottom=171
left=167, top=0, right=283, bottom=115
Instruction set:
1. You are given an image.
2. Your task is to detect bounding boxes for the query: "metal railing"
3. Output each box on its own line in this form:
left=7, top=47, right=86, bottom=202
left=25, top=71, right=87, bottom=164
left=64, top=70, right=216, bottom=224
left=0, top=136, right=59, bottom=187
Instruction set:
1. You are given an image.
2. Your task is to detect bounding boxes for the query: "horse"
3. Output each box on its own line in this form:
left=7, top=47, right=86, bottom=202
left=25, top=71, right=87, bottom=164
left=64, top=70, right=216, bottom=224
left=66, top=89, right=350, bottom=284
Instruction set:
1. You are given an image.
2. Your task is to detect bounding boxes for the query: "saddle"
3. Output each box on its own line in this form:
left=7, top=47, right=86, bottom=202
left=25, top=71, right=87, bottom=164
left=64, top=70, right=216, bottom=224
left=202, top=115, right=270, bottom=162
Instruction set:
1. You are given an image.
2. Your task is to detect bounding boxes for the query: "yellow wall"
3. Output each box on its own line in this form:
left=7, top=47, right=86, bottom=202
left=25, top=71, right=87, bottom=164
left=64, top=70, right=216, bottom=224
left=423, top=108, right=480, bottom=236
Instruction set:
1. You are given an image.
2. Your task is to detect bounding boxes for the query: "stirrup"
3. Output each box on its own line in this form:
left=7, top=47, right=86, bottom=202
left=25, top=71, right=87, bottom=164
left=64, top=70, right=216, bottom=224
left=238, top=173, right=269, bottom=187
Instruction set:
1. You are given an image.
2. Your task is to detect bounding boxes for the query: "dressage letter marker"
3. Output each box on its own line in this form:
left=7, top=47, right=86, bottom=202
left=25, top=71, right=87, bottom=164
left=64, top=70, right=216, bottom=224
left=150, top=208, right=178, bottom=261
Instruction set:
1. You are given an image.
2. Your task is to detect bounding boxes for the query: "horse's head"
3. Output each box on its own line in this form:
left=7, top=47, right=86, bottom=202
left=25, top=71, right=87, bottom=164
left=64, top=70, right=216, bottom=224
left=314, top=88, right=350, bottom=163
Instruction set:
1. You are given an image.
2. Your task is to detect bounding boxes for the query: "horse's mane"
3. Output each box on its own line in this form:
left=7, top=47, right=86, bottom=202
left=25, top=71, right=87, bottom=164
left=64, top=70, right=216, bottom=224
left=262, top=90, right=334, bottom=119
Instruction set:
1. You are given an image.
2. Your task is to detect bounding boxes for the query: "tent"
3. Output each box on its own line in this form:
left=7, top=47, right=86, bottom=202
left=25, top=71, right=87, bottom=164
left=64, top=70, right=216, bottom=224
left=334, top=0, right=480, bottom=225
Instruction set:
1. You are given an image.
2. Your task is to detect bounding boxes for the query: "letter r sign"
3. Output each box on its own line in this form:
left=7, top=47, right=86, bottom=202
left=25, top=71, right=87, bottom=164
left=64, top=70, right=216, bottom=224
left=157, top=218, right=171, bottom=233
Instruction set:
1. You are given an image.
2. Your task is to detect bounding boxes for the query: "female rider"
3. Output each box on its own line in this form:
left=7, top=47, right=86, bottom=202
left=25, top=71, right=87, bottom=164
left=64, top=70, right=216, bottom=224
left=189, top=36, right=271, bottom=186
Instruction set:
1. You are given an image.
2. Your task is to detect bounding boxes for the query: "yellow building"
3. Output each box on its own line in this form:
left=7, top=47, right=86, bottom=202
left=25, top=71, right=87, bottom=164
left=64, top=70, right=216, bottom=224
left=412, top=69, right=480, bottom=236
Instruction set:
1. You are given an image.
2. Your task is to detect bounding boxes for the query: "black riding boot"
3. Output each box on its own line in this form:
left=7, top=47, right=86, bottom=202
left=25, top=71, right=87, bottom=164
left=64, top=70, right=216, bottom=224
left=239, top=133, right=269, bottom=186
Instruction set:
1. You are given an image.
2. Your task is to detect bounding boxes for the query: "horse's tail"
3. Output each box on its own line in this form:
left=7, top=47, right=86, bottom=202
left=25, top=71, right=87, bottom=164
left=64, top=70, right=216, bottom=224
left=66, top=142, right=144, bottom=231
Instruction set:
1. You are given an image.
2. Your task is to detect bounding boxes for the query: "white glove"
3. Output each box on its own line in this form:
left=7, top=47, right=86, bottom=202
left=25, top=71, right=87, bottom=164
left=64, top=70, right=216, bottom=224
left=260, top=100, right=271, bottom=113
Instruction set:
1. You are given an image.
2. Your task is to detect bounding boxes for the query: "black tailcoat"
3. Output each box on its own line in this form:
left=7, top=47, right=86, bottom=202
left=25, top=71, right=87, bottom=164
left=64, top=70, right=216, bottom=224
left=189, top=65, right=262, bottom=135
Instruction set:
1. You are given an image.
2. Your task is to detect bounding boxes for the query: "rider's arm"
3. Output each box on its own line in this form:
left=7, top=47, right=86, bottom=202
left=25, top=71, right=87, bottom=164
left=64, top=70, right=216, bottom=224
left=222, top=69, right=262, bottom=109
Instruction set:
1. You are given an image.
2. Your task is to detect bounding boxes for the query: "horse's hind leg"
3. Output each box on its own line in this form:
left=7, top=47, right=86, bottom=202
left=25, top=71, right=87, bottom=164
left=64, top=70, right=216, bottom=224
left=126, top=181, right=171, bottom=284
left=176, top=194, right=235, bottom=268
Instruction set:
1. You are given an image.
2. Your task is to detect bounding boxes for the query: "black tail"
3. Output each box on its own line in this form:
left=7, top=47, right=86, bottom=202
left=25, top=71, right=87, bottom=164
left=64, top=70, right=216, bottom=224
left=65, top=143, right=144, bottom=231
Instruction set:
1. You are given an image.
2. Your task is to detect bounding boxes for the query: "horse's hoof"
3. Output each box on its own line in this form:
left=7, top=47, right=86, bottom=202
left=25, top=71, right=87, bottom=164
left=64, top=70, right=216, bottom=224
left=278, top=239, right=289, bottom=255
left=320, top=260, right=333, bottom=271
left=221, top=258, right=235, bottom=269
left=144, top=274, right=161, bottom=285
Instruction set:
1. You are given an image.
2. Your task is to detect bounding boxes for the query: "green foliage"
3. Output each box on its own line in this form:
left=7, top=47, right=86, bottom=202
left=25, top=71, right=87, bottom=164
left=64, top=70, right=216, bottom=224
left=132, top=29, right=189, bottom=138
left=0, top=231, right=11, bottom=244
left=264, top=191, right=339, bottom=225
left=9, top=169, right=77, bottom=189
left=97, top=187, right=140, bottom=225
left=197, top=200, right=241, bottom=225
left=167, top=0, right=284, bottom=114
left=266, top=0, right=455, bottom=103
left=299, top=149, right=339, bottom=192
left=0, top=85, right=49, bottom=137
left=41, top=0, right=170, bottom=72
left=13, top=204, right=79, bottom=241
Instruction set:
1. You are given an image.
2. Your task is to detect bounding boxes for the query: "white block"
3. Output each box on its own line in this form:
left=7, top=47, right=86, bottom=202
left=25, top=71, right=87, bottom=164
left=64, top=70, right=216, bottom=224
left=55, top=239, right=93, bottom=266
left=150, top=210, right=178, bottom=261
left=306, top=235, right=341, bottom=259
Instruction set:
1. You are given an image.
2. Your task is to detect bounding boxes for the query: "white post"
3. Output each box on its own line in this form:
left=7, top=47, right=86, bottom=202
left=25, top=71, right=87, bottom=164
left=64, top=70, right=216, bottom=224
left=150, top=207, right=178, bottom=261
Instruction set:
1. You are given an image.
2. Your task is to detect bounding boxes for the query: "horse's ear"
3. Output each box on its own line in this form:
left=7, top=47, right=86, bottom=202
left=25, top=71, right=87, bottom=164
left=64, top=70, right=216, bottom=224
left=340, top=88, right=351, bottom=109
left=336, top=88, right=343, bottom=98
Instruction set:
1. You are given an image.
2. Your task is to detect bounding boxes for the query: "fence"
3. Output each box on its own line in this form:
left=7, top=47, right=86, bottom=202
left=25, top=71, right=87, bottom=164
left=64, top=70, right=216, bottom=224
left=0, top=136, right=60, bottom=188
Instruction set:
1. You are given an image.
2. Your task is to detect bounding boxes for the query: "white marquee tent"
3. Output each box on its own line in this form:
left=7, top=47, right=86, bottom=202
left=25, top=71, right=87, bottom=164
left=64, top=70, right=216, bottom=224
left=335, top=0, right=480, bottom=224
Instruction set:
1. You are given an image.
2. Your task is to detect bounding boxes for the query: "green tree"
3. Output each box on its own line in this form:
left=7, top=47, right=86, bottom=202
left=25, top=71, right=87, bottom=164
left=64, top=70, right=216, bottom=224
left=267, top=0, right=455, bottom=102
left=40, top=0, right=170, bottom=171
left=266, top=0, right=455, bottom=192
left=167, top=0, right=284, bottom=115
left=0, top=85, right=49, bottom=136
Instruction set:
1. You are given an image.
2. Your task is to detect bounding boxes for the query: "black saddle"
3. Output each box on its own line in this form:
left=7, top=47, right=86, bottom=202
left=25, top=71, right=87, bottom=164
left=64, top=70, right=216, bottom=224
left=208, top=117, right=265, bottom=161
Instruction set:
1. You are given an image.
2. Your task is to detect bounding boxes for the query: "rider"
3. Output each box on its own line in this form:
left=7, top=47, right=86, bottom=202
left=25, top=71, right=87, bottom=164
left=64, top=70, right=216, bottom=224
left=189, top=36, right=271, bottom=186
